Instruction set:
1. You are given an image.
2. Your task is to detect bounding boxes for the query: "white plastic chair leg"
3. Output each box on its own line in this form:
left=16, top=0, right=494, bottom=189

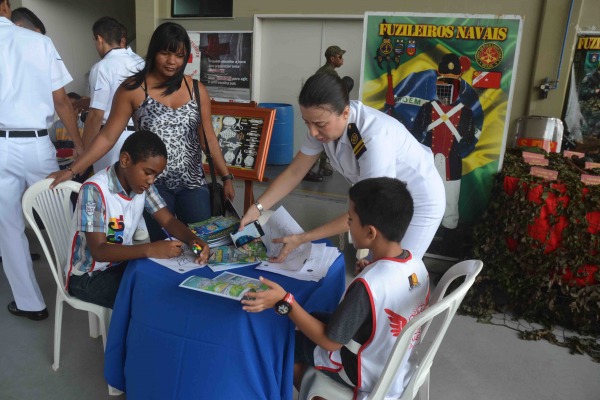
left=52, top=294, right=64, bottom=371
left=88, top=312, right=100, bottom=338
left=419, top=372, right=430, bottom=400
left=99, top=310, right=109, bottom=350
left=108, top=385, right=124, bottom=396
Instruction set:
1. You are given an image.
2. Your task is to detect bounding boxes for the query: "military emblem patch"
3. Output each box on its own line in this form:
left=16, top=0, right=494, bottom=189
left=85, top=201, right=96, bottom=216
left=408, top=273, right=420, bottom=290
left=347, top=123, right=366, bottom=160
left=407, top=40, right=416, bottom=56
left=475, top=42, right=503, bottom=69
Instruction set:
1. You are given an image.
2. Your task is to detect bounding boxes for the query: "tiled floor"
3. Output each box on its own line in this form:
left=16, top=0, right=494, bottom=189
left=1, top=167, right=599, bottom=399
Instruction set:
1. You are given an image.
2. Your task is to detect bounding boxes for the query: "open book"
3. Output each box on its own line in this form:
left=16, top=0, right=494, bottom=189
left=179, top=272, right=267, bottom=301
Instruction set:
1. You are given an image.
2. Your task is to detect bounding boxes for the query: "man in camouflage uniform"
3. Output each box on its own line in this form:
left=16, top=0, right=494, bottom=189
left=316, top=45, right=345, bottom=76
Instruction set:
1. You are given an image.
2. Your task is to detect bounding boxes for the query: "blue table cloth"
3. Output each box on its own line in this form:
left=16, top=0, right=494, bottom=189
left=104, top=241, right=345, bottom=400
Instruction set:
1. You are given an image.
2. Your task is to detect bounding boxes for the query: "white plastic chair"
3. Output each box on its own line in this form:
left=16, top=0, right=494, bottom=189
left=298, top=259, right=484, bottom=400
left=21, top=179, right=112, bottom=371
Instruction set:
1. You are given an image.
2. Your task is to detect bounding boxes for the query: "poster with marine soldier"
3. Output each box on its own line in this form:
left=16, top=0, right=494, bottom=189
left=361, top=12, right=522, bottom=259
left=572, top=33, right=600, bottom=140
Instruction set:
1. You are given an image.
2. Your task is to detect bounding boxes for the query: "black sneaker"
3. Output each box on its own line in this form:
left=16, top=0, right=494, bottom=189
left=7, top=301, right=49, bottom=321
left=318, top=167, right=333, bottom=177
left=303, top=171, right=323, bottom=182
left=319, top=159, right=334, bottom=176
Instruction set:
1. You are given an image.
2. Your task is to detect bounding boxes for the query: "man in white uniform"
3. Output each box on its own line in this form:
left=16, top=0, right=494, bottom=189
left=83, top=16, right=144, bottom=172
left=0, top=0, right=83, bottom=320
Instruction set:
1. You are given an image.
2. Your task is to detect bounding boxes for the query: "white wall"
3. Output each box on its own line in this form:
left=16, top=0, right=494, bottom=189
left=21, top=0, right=135, bottom=95
left=254, top=16, right=363, bottom=153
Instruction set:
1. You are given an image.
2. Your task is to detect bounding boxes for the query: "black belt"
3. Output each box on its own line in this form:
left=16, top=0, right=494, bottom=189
left=0, top=129, right=48, bottom=138
left=101, top=125, right=135, bottom=131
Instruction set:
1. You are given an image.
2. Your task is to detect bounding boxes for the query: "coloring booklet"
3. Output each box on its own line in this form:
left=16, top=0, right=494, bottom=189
left=179, top=272, right=267, bottom=301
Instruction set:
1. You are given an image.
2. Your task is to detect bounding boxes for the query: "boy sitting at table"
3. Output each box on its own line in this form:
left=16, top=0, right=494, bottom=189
left=65, top=130, right=209, bottom=308
left=242, top=177, right=430, bottom=399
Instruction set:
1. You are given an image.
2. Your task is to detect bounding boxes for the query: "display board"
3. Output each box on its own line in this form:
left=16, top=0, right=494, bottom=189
left=188, top=31, right=252, bottom=102
left=571, top=33, right=600, bottom=141
left=361, top=12, right=523, bottom=259
left=185, top=32, right=201, bottom=81
left=207, top=104, right=275, bottom=182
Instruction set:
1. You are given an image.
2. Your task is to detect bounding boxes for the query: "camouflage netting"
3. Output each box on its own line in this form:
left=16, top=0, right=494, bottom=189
left=460, top=148, right=600, bottom=362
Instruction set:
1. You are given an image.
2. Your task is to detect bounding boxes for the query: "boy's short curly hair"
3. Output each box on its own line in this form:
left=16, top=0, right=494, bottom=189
left=120, top=130, right=167, bottom=164
left=349, top=177, right=414, bottom=243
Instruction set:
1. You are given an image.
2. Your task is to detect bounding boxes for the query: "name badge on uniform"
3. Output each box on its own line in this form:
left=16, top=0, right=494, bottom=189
left=347, top=123, right=367, bottom=160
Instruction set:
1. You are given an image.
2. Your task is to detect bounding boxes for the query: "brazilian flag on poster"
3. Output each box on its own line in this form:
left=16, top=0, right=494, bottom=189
left=361, top=13, right=522, bottom=228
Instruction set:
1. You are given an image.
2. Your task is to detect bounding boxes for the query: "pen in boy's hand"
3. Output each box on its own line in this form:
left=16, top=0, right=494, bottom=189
left=161, top=227, right=174, bottom=241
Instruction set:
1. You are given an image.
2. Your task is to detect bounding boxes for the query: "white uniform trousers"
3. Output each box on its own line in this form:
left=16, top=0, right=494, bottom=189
left=0, top=135, right=58, bottom=311
left=401, top=197, right=446, bottom=260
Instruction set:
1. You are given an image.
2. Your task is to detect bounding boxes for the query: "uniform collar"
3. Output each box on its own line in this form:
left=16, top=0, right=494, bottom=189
left=340, top=102, right=357, bottom=144
left=103, top=47, right=128, bottom=59
left=107, top=163, right=134, bottom=199
left=379, top=250, right=412, bottom=263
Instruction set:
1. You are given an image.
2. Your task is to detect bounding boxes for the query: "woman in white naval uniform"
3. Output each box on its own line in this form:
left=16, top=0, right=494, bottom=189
left=240, top=73, right=445, bottom=261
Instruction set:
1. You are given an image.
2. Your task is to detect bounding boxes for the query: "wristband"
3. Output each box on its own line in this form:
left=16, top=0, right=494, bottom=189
left=221, top=173, right=234, bottom=182
left=67, top=166, right=76, bottom=178
left=254, top=201, right=264, bottom=215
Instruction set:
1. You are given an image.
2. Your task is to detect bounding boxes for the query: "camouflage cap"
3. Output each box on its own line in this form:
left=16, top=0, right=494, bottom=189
left=325, top=45, right=346, bottom=58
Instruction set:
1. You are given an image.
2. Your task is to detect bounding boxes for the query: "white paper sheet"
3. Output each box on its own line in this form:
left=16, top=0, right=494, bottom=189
left=261, top=206, right=311, bottom=263
left=255, top=207, right=341, bottom=281
left=257, top=243, right=340, bottom=282
left=149, top=244, right=207, bottom=274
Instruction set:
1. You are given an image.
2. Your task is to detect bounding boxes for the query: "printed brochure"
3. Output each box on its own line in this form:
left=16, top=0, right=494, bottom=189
left=179, top=272, right=267, bottom=301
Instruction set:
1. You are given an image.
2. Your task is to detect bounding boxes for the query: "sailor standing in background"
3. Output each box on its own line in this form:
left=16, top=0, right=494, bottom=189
left=0, top=0, right=83, bottom=320
left=83, top=16, right=144, bottom=172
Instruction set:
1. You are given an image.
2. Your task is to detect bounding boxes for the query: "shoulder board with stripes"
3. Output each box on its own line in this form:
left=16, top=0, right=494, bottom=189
left=347, top=123, right=366, bottom=160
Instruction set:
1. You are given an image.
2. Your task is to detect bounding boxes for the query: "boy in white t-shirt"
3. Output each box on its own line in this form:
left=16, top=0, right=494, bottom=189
left=65, top=130, right=209, bottom=308
left=242, top=177, right=430, bottom=399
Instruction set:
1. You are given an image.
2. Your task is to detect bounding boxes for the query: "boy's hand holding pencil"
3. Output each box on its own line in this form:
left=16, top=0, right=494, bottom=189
left=161, top=227, right=209, bottom=264
left=148, top=239, right=186, bottom=259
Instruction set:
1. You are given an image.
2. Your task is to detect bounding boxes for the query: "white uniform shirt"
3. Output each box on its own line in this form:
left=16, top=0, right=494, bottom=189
left=0, top=17, right=72, bottom=130
left=88, top=48, right=144, bottom=124
left=300, top=100, right=445, bottom=221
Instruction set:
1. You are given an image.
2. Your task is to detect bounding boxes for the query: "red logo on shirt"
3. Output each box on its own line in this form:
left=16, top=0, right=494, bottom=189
left=385, top=308, right=407, bottom=337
